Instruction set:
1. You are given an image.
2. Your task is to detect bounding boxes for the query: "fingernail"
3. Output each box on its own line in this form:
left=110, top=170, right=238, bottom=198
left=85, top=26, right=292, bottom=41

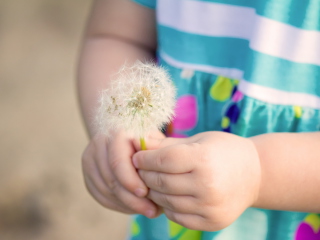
left=132, top=155, right=138, bottom=168
left=145, top=209, right=155, bottom=218
left=134, top=188, right=146, bottom=197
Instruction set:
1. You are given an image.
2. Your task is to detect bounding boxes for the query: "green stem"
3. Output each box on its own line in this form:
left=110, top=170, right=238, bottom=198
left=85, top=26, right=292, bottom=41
left=140, top=137, right=147, bottom=151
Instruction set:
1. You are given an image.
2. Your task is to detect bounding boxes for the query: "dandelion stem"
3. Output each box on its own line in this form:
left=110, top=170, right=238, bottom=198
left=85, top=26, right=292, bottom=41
left=140, top=137, right=147, bottom=151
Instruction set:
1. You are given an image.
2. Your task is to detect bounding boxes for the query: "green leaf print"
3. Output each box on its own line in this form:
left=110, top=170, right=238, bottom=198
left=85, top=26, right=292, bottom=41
left=131, top=219, right=140, bottom=237
left=209, top=76, right=238, bottom=102
left=168, top=220, right=201, bottom=240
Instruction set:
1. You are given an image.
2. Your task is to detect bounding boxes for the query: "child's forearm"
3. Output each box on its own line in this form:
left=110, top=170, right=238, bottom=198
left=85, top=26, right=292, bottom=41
left=77, top=38, right=154, bottom=137
left=77, top=0, right=156, bottom=137
left=250, top=132, right=320, bottom=212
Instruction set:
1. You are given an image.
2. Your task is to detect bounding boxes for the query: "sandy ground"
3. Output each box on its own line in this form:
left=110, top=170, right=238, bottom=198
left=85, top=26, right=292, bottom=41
left=0, top=0, right=129, bottom=239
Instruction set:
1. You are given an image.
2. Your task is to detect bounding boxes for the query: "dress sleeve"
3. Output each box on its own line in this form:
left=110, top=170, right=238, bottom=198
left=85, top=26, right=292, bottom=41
left=131, top=0, right=156, bottom=9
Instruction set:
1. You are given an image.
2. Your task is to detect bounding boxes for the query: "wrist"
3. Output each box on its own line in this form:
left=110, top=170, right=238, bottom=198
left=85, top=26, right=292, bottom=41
left=247, top=136, right=263, bottom=208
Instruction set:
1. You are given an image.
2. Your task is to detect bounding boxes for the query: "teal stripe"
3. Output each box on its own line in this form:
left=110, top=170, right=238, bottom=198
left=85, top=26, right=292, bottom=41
left=244, top=50, right=320, bottom=96
left=131, top=0, right=156, bottom=9
left=159, top=25, right=248, bottom=70
left=158, top=26, right=320, bottom=96
left=255, top=0, right=320, bottom=31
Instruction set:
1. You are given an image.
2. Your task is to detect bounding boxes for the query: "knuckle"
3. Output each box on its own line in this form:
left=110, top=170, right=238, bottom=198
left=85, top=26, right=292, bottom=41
left=162, top=195, right=175, bottom=210
left=109, top=156, right=121, bottom=172
left=98, top=182, right=114, bottom=198
left=165, top=210, right=177, bottom=223
left=155, top=153, right=164, bottom=169
left=155, top=174, right=165, bottom=189
left=107, top=178, right=118, bottom=192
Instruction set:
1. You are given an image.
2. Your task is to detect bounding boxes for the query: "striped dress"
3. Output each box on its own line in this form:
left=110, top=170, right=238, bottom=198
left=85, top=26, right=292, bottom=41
left=129, top=0, right=320, bottom=239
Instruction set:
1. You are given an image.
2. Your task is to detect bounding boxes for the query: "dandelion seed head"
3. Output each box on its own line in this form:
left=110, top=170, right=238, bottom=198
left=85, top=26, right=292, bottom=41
left=96, top=61, right=176, bottom=138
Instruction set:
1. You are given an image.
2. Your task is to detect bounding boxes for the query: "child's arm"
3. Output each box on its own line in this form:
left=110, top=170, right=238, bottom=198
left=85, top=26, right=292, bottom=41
left=78, top=0, right=157, bottom=137
left=251, top=132, right=320, bottom=212
left=77, top=0, right=159, bottom=217
left=133, top=131, right=320, bottom=230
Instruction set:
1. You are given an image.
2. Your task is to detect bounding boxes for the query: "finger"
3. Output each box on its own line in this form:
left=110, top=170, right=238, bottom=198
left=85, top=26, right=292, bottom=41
left=143, top=135, right=188, bottom=150
left=86, top=161, right=117, bottom=201
left=82, top=135, right=160, bottom=217
left=87, top=166, right=161, bottom=218
left=90, top=161, right=160, bottom=218
left=133, top=143, right=197, bottom=173
left=148, top=190, right=197, bottom=214
left=164, top=209, right=205, bottom=231
left=82, top=146, right=115, bottom=197
left=112, top=180, right=160, bottom=218
left=100, top=131, right=148, bottom=197
left=132, top=130, right=166, bottom=151
left=139, top=170, right=195, bottom=196
left=84, top=175, right=132, bottom=214
left=82, top=145, right=120, bottom=204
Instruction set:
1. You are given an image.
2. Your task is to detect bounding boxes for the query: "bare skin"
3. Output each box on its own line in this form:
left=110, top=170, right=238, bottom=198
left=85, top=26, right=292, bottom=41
left=133, top=131, right=320, bottom=231
left=77, top=0, right=160, bottom=217
left=78, top=0, right=320, bottom=231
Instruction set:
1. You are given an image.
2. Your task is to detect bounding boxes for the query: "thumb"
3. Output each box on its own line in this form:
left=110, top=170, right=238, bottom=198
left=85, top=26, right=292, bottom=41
left=133, top=130, right=165, bottom=151
left=133, top=131, right=187, bottom=151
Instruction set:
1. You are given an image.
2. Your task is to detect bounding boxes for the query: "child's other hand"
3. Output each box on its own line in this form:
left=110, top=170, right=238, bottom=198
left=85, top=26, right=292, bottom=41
left=133, top=132, right=261, bottom=231
left=81, top=130, right=161, bottom=218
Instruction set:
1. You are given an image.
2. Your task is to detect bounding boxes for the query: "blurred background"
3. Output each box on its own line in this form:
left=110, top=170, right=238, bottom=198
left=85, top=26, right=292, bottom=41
left=0, top=0, right=129, bottom=239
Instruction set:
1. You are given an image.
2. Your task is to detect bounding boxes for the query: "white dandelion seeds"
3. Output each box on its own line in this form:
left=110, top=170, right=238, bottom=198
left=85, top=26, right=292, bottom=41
left=96, top=61, right=176, bottom=148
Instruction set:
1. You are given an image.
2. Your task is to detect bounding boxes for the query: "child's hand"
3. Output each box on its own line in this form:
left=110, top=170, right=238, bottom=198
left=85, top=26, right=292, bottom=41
left=133, top=132, right=261, bottom=231
left=81, top=130, right=161, bottom=218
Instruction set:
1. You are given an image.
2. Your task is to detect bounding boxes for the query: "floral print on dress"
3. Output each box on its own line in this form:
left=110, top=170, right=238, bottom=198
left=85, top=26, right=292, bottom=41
left=168, top=220, right=201, bottom=240
left=209, top=76, right=243, bottom=132
left=167, top=94, right=198, bottom=138
left=131, top=218, right=141, bottom=237
left=295, top=214, right=320, bottom=240
left=210, top=76, right=237, bottom=102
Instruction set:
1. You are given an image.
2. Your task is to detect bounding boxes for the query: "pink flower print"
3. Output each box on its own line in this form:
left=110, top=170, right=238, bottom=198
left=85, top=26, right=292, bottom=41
left=167, top=95, right=198, bottom=137
left=173, top=95, right=198, bottom=131
left=232, top=90, right=244, bottom=102
left=295, top=214, right=320, bottom=240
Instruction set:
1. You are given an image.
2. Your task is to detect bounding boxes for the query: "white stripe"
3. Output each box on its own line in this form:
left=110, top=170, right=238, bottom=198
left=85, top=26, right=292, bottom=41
left=158, top=0, right=320, bottom=65
left=238, top=79, right=320, bottom=109
left=249, top=17, right=320, bottom=65
left=158, top=0, right=255, bottom=39
left=161, top=52, right=320, bottom=109
left=160, top=51, right=244, bottom=79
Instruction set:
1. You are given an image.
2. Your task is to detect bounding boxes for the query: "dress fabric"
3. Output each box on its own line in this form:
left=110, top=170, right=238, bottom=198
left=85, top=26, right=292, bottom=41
left=128, top=0, right=320, bottom=239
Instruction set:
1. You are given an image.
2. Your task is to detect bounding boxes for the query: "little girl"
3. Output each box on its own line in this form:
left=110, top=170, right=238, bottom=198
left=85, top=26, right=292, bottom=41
left=77, top=0, right=320, bottom=239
